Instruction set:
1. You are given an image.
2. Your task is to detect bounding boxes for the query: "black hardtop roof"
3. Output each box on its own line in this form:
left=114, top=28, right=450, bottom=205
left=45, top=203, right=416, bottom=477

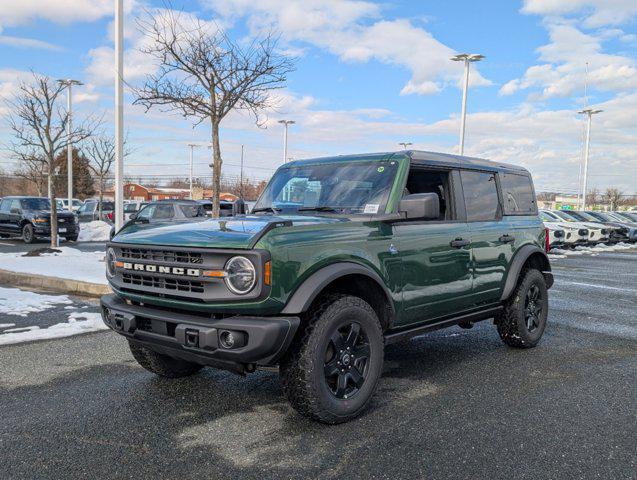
left=286, top=150, right=530, bottom=175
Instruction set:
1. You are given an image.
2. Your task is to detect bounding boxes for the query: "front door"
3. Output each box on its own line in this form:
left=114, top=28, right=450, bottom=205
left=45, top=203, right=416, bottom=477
left=391, top=167, right=473, bottom=326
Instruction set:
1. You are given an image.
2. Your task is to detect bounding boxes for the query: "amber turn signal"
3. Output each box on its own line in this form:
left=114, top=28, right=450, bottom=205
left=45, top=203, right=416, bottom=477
left=264, top=261, right=271, bottom=285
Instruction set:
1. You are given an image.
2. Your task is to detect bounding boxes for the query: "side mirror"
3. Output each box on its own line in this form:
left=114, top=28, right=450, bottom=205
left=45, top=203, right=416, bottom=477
left=399, top=193, right=439, bottom=220
left=130, top=212, right=137, bottom=220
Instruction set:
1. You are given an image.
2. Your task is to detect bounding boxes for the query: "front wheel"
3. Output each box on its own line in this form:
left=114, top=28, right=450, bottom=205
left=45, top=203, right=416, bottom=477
left=22, top=223, right=35, bottom=244
left=496, top=269, right=548, bottom=348
left=280, top=294, right=384, bottom=424
left=65, top=235, right=79, bottom=242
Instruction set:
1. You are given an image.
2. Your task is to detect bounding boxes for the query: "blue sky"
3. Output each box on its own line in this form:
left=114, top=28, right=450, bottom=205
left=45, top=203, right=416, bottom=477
left=0, top=0, right=636, bottom=194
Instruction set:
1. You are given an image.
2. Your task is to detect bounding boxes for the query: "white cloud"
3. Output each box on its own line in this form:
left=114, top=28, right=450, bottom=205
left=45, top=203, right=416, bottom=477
left=0, top=1, right=113, bottom=29
left=499, top=22, right=637, bottom=98
left=204, top=0, right=491, bottom=96
left=0, top=35, right=61, bottom=50
left=522, top=0, right=637, bottom=27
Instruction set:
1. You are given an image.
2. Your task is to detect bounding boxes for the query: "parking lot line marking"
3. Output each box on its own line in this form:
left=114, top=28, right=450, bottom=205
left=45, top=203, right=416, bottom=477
left=556, top=280, right=636, bottom=293
left=0, top=242, right=13, bottom=246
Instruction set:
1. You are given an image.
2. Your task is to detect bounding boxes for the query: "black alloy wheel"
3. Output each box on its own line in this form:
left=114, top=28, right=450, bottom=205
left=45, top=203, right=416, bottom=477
left=323, top=322, right=371, bottom=400
left=524, top=283, right=543, bottom=333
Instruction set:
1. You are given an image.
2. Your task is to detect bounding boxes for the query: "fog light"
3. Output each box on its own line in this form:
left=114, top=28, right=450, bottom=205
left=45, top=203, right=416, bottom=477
left=218, top=330, right=247, bottom=349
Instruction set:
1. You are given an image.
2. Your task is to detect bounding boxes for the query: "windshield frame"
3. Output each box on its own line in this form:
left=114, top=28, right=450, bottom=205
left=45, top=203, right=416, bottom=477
left=252, top=157, right=405, bottom=216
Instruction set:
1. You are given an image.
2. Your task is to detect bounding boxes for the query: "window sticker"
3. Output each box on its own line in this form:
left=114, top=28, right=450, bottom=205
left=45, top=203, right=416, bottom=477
left=377, top=166, right=385, bottom=173
left=364, top=204, right=380, bottom=214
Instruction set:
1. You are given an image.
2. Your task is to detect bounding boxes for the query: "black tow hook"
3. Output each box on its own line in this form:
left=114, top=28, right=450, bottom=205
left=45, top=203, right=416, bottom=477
left=184, top=329, right=200, bottom=348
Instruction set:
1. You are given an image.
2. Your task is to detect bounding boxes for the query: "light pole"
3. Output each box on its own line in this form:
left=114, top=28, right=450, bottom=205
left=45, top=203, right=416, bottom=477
left=399, top=142, right=412, bottom=150
left=57, top=79, right=83, bottom=211
left=114, top=0, right=124, bottom=230
left=278, top=120, right=295, bottom=164
left=239, top=144, right=244, bottom=199
left=187, top=143, right=199, bottom=199
left=578, top=108, right=603, bottom=210
left=451, top=53, right=484, bottom=155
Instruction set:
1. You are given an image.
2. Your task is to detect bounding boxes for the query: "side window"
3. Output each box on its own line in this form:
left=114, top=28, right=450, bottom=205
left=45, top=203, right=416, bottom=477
left=461, top=171, right=501, bottom=221
left=403, top=169, right=453, bottom=220
left=137, top=205, right=155, bottom=220
left=0, top=199, right=10, bottom=212
left=153, top=204, right=174, bottom=220
left=500, top=173, right=537, bottom=215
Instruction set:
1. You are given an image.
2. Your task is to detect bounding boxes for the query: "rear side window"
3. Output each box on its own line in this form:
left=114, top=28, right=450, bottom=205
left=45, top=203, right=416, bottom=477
left=500, top=173, right=536, bottom=215
left=0, top=199, right=10, bottom=212
left=461, top=171, right=500, bottom=221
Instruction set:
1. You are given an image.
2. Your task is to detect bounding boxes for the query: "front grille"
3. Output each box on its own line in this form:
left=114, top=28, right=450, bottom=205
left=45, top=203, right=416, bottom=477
left=120, top=247, right=203, bottom=264
left=122, top=273, right=205, bottom=293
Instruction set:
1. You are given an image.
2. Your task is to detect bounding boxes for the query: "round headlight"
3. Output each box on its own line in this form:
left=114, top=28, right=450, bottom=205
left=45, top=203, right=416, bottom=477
left=224, top=256, right=256, bottom=294
left=106, top=248, right=117, bottom=278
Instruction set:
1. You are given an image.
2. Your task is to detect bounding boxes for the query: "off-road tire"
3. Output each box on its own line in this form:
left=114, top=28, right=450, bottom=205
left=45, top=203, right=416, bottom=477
left=22, top=223, right=35, bottom=244
left=497, top=268, right=548, bottom=348
left=65, top=235, right=79, bottom=242
left=128, top=341, right=203, bottom=378
left=280, top=294, right=384, bottom=424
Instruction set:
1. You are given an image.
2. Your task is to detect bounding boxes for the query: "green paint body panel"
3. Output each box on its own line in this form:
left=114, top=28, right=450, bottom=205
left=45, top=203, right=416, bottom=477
left=110, top=151, right=546, bottom=329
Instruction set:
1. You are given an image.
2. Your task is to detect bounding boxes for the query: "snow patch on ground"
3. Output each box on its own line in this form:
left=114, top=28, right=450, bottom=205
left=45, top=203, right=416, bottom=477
left=0, top=287, right=73, bottom=316
left=0, top=311, right=107, bottom=346
left=78, top=221, right=111, bottom=242
left=0, top=247, right=107, bottom=285
left=550, top=242, right=637, bottom=258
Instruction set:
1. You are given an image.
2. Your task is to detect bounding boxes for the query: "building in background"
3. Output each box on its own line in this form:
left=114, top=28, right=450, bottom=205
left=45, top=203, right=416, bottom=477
left=103, top=183, right=238, bottom=202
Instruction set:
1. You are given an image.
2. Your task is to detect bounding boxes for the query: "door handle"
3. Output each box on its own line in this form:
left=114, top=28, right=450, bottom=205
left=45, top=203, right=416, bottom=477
left=499, top=234, right=515, bottom=243
left=450, top=238, right=470, bottom=248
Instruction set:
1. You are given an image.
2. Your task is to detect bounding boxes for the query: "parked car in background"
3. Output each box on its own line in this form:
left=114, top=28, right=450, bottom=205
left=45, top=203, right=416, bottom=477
left=57, top=198, right=84, bottom=212
left=198, top=198, right=246, bottom=217
left=539, top=210, right=589, bottom=246
left=613, top=211, right=637, bottom=224
left=78, top=199, right=115, bottom=223
left=582, top=211, right=637, bottom=243
left=0, top=196, right=79, bottom=243
left=110, top=199, right=207, bottom=239
left=546, top=210, right=609, bottom=244
left=124, top=201, right=147, bottom=222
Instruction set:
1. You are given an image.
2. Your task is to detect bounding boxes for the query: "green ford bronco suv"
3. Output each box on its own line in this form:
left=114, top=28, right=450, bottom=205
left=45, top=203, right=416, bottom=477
left=101, top=150, right=553, bottom=423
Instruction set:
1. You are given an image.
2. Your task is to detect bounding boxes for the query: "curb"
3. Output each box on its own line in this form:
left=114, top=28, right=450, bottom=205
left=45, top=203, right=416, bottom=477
left=0, top=269, right=111, bottom=297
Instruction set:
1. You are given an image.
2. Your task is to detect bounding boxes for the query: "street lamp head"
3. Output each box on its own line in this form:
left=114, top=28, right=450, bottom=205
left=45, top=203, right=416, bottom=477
left=57, top=79, right=84, bottom=87
left=278, top=119, right=295, bottom=126
left=451, top=53, right=484, bottom=62
left=578, top=108, right=603, bottom=115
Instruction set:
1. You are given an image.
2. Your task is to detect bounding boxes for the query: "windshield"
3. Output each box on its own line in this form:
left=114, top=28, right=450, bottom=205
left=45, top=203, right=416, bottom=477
left=567, top=211, right=597, bottom=222
left=552, top=210, right=578, bottom=222
left=540, top=210, right=560, bottom=221
left=589, top=211, right=614, bottom=222
left=21, top=198, right=51, bottom=210
left=614, top=212, right=637, bottom=222
left=253, top=160, right=399, bottom=214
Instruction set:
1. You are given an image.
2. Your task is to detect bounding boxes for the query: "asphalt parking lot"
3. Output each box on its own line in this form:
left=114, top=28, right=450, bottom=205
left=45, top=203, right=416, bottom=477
left=0, top=250, right=635, bottom=479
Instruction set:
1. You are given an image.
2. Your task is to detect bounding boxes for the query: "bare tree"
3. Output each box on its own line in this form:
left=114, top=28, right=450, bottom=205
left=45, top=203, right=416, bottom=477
left=586, top=187, right=600, bottom=208
left=84, top=135, right=130, bottom=219
left=13, top=149, right=47, bottom=196
left=134, top=10, right=294, bottom=216
left=4, top=73, right=98, bottom=246
left=603, top=188, right=624, bottom=210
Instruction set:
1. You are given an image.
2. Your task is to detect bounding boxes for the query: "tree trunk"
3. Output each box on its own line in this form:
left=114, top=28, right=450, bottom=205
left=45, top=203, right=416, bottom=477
left=48, top=170, right=58, bottom=248
left=98, top=176, right=104, bottom=220
left=210, top=120, right=222, bottom=218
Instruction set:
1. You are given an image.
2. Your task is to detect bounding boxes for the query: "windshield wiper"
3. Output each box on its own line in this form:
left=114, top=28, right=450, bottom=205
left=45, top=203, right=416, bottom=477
left=297, top=206, right=342, bottom=213
left=251, top=206, right=281, bottom=214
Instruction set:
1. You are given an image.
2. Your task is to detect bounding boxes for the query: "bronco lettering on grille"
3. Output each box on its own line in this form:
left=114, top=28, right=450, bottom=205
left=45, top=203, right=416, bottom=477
left=121, top=262, right=201, bottom=277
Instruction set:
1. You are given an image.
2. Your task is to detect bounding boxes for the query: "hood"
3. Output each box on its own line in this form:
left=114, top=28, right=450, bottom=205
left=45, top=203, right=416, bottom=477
left=112, top=214, right=346, bottom=249
left=34, top=209, right=75, bottom=218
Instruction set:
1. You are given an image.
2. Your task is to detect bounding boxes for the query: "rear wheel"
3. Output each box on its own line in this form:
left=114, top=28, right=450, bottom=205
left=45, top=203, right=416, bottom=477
left=280, top=294, right=384, bottom=424
left=128, top=341, right=203, bottom=378
left=22, top=223, right=35, bottom=244
left=497, top=269, right=548, bottom=348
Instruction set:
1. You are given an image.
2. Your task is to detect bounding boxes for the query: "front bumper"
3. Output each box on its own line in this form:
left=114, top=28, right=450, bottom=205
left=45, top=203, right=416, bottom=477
left=33, top=223, right=79, bottom=236
left=101, top=294, right=299, bottom=370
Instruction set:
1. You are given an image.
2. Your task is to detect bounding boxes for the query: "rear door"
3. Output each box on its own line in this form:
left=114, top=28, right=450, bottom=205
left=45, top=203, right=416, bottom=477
left=461, top=170, right=510, bottom=305
left=7, top=199, right=23, bottom=234
left=0, top=199, right=11, bottom=233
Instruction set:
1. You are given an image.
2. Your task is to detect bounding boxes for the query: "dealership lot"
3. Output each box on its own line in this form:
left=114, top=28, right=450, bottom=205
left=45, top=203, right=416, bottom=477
left=0, top=250, right=635, bottom=479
